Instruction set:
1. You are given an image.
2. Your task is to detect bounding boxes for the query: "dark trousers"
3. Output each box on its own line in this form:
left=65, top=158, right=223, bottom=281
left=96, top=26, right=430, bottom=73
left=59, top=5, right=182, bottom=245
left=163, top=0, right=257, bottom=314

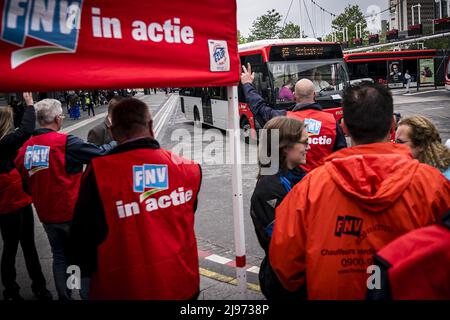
left=43, top=222, right=71, bottom=300
left=0, top=205, right=46, bottom=296
left=87, top=104, right=95, bottom=116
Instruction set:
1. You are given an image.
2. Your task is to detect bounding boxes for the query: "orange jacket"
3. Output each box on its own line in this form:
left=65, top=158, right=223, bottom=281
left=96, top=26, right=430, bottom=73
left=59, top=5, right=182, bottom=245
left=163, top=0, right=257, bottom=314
left=269, top=142, right=450, bottom=300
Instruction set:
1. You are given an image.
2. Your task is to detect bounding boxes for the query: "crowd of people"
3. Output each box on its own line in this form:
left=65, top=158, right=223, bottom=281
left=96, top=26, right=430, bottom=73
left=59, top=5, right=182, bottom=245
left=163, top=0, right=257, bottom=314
left=0, top=66, right=449, bottom=300
left=242, top=63, right=449, bottom=300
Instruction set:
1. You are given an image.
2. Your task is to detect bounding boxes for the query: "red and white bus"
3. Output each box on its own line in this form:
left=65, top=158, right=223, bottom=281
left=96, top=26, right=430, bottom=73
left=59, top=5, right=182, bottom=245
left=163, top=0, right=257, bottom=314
left=345, top=50, right=440, bottom=89
left=179, top=38, right=349, bottom=141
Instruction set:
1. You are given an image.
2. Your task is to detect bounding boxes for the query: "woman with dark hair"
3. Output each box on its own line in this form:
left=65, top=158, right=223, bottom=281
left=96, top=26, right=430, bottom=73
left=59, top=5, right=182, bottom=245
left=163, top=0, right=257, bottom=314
left=250, top=116, right=309, bottom=300
left=0, top=93, right=52, bottom=300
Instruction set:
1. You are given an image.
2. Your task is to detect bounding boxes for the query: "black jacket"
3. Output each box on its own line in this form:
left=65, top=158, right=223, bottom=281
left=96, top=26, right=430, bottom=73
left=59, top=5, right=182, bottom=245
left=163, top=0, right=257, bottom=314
left=250, top=167, right=307, bottom=300
left=0, top=105, right=35, bottom=174
left=243, top=83, right=347, bottom=152
left=31, top=128, right=116, bottom=174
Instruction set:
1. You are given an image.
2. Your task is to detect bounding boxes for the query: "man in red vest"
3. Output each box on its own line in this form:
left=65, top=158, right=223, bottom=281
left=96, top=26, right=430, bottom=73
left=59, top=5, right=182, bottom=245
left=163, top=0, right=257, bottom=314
left=69, top=98, right=202, bottom=300
left=241, top=63, right=347, bottom=172
left=15, top=99, right=116, bottom=300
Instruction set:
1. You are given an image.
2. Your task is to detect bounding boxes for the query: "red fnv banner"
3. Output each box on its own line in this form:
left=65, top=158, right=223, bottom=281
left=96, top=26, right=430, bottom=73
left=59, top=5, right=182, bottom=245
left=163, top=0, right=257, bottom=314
left=0, top=0, right=240, bottom=91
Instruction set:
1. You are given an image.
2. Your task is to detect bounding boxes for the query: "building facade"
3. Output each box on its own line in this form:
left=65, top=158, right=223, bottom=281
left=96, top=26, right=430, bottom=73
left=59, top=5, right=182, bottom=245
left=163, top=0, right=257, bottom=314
left=389, top=0, right=448, bottom=32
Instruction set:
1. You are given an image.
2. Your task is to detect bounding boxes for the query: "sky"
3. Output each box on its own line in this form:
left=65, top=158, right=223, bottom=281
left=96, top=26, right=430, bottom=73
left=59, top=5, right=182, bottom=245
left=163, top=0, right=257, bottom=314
left=237, top=0, right=390, bottom=38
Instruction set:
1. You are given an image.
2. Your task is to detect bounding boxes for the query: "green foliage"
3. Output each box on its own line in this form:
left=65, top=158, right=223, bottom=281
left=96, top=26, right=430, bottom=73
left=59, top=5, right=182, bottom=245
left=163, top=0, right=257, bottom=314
left=331, top=4, right=368, bottom=44
left=248, top=9, right=282, bottom=41
left=237, top=30, right=247, bottom=44
left=280, top=22, right=307, bottom=39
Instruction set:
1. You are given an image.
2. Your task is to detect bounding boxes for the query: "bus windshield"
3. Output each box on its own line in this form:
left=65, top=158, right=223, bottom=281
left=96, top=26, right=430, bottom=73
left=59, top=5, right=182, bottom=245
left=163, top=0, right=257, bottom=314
left=267, top=60, right=349, bottom=103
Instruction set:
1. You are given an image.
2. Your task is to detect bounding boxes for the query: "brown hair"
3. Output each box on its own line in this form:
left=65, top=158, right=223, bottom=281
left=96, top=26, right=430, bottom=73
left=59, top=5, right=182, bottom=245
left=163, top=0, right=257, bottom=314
left=399, top=115, right=450, bottom=171
left=0, top=106, right=14, bottom=141
left=257, top=116, right=305, bottom=179
left=110, top=98, right=152, bottom=139
left=107, top=96, right=124, bottom=116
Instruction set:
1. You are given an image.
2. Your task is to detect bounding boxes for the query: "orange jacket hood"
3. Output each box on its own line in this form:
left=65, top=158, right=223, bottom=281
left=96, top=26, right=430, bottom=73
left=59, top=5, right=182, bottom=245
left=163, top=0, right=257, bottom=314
left=324, top=142, right=419, bottom=213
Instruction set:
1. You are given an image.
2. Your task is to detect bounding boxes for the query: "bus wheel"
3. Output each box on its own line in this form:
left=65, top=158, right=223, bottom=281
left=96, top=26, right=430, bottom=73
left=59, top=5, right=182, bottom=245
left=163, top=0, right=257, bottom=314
left=193, top=107, right=201, bottom=127
left=240, top=116, right=251, bottom=144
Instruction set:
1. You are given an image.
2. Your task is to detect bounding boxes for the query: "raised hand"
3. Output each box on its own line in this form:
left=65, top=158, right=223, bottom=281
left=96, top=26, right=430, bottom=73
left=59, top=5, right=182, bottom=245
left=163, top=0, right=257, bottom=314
left=23, top=92, right=34, bottom=106
left=240, top=63, right=255, bottom=85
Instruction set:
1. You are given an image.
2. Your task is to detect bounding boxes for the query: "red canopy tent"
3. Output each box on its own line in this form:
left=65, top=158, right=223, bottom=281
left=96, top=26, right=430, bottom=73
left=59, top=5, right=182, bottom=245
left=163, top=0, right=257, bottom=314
left=0, top=0, right=248, bottom=298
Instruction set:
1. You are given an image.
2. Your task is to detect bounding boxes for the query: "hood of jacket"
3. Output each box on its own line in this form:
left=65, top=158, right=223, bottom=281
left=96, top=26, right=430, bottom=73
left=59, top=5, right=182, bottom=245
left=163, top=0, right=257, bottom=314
left=324, top=142, right=419, bottom=213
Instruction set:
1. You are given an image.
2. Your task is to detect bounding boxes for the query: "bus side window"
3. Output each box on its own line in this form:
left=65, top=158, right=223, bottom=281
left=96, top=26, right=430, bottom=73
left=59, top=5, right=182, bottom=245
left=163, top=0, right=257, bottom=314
left=240, top=53, right=272, bottom=103
left=210, top=87, right=226, bottom=100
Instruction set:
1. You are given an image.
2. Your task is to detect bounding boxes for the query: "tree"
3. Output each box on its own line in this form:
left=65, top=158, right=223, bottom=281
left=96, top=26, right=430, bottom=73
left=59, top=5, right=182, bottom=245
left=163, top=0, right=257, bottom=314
left=237, top=30, right=247, bottom=44
left=331, top=5, right=368, bottom=45
left=248, top=9, right=282, bottom=41
left=280, top=22, right=307, bottom=39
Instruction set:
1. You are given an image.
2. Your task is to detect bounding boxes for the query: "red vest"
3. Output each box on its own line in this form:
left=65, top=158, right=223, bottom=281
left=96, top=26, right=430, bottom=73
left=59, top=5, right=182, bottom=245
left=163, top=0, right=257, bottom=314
left=287, top=109, right=337, bottom=172
left=377, top=224, right=450, bottom=300
left=89, top=147, right=201, bottom=300
left=15, top=131, right=81, bottom=224
left=0, top=168, right=32, bottom=214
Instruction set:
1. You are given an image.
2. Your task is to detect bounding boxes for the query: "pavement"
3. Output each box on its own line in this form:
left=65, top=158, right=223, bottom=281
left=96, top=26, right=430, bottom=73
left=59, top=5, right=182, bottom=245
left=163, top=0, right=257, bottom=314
left=0, top=92, right=265, bottom=301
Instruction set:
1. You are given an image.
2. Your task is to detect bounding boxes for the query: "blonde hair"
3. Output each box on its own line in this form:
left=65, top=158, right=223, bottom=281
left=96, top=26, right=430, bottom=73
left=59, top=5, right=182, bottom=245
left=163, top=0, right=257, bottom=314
left=399, top=115, right=450, bottom=171
left=0, top=106, right=14, bottom=141
left=258, top=116, right=305, bottom=178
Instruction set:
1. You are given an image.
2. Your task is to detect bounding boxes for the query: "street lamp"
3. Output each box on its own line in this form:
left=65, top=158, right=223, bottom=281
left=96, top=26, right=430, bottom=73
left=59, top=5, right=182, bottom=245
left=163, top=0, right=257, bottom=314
left=435, top=0, right=442, bottom=19
left=411, top=4, right=422, bottom=25
left=342, top=27, right=348, bottom=42
left=355, top=22, right=363, bottom=39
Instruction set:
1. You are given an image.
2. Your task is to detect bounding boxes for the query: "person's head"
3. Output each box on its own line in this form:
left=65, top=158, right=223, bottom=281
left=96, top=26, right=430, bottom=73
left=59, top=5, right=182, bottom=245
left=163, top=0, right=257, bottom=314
left=392, top=64, right=399, bottom=72
left=284, top=80, right=294, bottom=89
left=110, top=98, right=153, bottom=143
left=342, top=83, right=393, bottom=145
left=0, top=106, right=14, bottom=141
left=294, top=78, right=316, bottom=103
left=107, top=96, right=124, bottom=123
left=35, top=99, right=65, bottom=131
left=315, top=71, right=323, bottom=81
left=396, top=116, right=450, bottom=170
left=258, top=116, right=309, bottom=177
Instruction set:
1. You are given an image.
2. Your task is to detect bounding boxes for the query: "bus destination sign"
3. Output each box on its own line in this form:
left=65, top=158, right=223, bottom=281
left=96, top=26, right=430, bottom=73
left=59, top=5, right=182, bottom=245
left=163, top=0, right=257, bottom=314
left=270, top=44, right=343, bottom=61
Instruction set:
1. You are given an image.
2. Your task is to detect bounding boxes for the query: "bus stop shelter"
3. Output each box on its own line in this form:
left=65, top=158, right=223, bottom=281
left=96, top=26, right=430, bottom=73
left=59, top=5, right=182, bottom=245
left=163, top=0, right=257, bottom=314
left=0, top=0, right=248, bottom=298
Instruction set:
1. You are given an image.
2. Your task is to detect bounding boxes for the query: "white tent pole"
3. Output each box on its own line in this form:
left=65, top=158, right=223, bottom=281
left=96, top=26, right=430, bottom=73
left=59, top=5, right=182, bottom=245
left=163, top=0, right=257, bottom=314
left=227, top=85, right=247, bottom=299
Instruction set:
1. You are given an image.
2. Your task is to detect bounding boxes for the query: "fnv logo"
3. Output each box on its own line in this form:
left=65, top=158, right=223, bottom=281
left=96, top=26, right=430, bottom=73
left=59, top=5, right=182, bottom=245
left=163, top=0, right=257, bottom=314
left=24, top=145, right=50, bottom=176
left=1, top=0, right=83, bottom=68
left=208, top=39, right=230, bottom=72
left=133, top=164, right=169, bottom=203
left=335, top=215, right=363, bottom=237
left=304, top=118, right=322, bottom=135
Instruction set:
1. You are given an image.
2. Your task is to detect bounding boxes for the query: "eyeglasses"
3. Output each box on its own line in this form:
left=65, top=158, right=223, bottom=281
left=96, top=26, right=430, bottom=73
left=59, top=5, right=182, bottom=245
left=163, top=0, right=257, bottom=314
left=395, top=139, right=409, bottom=144
left=57, top=114, right=66, bottom=119
left=298, top=139, right=309, bottom=146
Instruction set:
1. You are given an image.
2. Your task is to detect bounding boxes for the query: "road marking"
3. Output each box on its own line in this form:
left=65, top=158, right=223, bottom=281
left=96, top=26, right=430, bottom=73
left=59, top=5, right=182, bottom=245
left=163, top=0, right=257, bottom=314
left=205, top=254, right=233, bottom=264
left=61, top=95, right=170, bottom=134
left=154, top=95, right=178, bottom=138
left=61, top=112, right=106, bottom=134
left=398, top=89, right=448, bottom=96
left=246, top=266, right=260, bottom=274
left=424, top=107, right=445, bottom=110
left=199, top=268, right=261, bottom=292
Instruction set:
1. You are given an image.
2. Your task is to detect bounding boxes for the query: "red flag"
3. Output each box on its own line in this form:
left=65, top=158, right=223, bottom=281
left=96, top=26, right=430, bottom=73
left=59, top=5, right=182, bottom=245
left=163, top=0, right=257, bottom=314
left=0, top=0, right=239, bottom=91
